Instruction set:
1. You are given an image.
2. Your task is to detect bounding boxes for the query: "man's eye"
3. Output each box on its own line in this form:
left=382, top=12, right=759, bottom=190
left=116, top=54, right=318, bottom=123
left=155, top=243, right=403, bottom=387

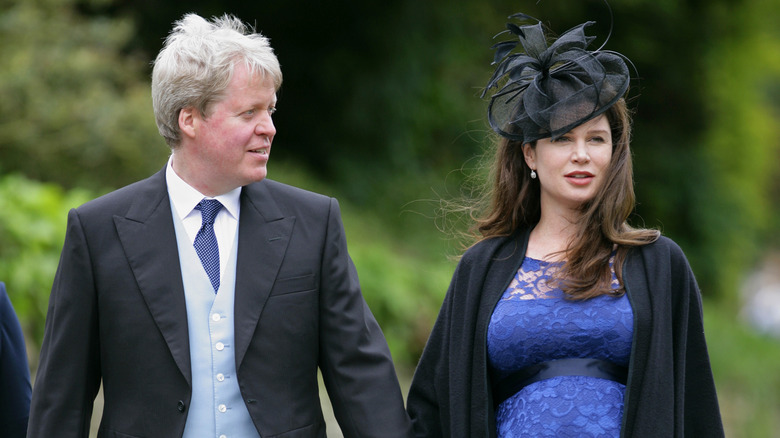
left=268, top=107, right=277, bottom=116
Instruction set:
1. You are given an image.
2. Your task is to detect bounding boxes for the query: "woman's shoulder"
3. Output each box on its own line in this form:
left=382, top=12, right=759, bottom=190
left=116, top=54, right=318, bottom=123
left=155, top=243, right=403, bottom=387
left=461, top=232, right=525, bottom=262
left=629, top=233, right=694, bottom=277
left=461, top=236, right=502, bottom=259
left=634, top=233, right=686, bottom=258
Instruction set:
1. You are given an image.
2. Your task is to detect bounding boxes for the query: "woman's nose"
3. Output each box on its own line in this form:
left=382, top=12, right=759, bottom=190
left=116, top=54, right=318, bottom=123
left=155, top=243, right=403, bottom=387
left=572, top=141, right=590, bottom=162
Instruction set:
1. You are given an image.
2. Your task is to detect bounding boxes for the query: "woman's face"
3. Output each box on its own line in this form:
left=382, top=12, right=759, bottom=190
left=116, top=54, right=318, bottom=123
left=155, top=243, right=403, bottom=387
left=523, top=114, right=613, bottom=214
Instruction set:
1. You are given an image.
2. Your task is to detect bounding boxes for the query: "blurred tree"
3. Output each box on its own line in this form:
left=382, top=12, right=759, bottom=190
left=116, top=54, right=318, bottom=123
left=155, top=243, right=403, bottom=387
left=622, top=0, right=780, bottom=300
left=692, top=0, right=780, bottom=303
left=0, top=0, right=169, bottom=191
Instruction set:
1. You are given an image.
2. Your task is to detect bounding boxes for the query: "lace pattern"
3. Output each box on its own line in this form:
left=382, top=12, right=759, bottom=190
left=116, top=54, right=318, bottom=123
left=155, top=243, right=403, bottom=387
left=502, top=257, right=621, bottom=300
left=487, top=256, right=633, bottom=437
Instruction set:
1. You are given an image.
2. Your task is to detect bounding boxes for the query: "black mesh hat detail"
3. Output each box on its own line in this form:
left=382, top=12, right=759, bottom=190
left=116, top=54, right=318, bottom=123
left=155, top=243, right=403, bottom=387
left=482, top=13, right=630, bottom=144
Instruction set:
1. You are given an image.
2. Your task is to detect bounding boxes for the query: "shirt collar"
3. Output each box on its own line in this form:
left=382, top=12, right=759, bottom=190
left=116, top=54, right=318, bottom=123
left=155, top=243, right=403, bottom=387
left=165, top=156, right=242, bottom=221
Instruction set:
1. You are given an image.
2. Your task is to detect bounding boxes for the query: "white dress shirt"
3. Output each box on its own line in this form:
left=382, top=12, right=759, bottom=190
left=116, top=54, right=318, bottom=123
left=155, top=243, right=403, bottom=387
left=166, top=157, right=241, bottom=284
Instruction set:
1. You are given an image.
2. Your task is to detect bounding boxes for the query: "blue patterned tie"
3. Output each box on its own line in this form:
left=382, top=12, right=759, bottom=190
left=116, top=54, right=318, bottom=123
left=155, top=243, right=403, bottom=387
left=194, top=199, right=222, bottom=293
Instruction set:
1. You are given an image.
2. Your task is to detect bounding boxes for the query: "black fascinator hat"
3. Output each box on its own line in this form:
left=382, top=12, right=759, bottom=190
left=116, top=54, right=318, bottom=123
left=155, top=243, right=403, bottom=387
left=482, top=13, right=631, bottom=144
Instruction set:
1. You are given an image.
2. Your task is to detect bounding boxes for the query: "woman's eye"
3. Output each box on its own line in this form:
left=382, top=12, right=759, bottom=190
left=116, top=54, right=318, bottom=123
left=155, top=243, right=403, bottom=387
left=268, top=107, right=277, bottom=116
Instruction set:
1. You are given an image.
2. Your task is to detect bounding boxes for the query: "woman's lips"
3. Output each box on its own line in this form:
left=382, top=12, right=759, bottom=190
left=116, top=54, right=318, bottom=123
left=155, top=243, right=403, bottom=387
left=565, top=171, right=594, bottom=185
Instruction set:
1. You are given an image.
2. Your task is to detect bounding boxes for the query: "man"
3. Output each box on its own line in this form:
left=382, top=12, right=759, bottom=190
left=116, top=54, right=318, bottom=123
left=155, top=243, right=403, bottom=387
left=28, top=13, right=412, bottom=438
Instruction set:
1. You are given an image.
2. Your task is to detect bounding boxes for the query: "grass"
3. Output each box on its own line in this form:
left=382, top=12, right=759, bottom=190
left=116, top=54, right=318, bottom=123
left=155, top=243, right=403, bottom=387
left=704, top=300, right=780, bottom=437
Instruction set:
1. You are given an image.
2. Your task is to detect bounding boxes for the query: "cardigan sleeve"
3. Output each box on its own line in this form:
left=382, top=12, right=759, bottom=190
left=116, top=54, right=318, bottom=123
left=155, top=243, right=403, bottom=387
left=618, top=237, right=724, bottom=437
left=667, top=242, right=724, bottom=436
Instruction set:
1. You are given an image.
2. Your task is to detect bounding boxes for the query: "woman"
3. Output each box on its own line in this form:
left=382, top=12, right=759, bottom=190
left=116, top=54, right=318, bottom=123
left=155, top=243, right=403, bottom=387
left=406, top=12, right=724, bottom=438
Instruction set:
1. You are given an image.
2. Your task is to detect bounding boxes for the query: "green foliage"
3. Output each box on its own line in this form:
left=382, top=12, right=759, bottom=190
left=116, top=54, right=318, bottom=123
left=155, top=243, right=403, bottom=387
left=0, top=0, right=169, bottom=191
left=0, top=174, right=93, bottom=353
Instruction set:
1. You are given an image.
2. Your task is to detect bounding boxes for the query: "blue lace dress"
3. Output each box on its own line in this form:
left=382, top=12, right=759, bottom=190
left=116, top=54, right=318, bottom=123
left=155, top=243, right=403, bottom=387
left=487, top=256, right=633, bottom=437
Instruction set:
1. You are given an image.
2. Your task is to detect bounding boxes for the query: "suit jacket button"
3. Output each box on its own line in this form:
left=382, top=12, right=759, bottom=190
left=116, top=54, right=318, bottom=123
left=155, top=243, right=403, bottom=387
left=177, top=400, right=186, bottom=413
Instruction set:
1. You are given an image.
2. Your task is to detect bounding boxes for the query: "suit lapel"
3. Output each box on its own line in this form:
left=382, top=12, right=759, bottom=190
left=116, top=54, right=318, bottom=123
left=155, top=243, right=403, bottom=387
left=234, top=181, right=294, bottom=368
left=114, top=169, right=192, bottom=385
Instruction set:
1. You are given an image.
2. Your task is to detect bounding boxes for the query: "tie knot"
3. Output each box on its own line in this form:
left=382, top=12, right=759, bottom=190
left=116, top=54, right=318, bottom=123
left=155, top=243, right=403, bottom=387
left=196, top=199, right=223, bottom=224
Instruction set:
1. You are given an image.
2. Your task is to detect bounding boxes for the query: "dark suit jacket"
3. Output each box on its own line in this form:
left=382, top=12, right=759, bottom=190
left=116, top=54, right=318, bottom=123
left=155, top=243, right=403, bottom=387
left=1, top=282, right=31, bottom=437
left=28, top=169, right=412, bottom=438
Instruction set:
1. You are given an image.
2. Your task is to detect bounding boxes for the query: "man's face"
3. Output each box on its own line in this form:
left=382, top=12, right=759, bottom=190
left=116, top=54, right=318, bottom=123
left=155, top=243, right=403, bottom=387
left=175, top=62, right=277, bottom=196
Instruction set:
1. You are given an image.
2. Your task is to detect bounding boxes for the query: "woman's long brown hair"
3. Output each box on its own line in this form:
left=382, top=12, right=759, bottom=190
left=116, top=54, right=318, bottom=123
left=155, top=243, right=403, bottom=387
left=471, top=99, right=659, bottom=299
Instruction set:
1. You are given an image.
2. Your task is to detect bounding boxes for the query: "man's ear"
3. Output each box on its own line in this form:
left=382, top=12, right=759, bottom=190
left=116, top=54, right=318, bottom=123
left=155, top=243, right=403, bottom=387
left=178, top=107, right=197, bottom=139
